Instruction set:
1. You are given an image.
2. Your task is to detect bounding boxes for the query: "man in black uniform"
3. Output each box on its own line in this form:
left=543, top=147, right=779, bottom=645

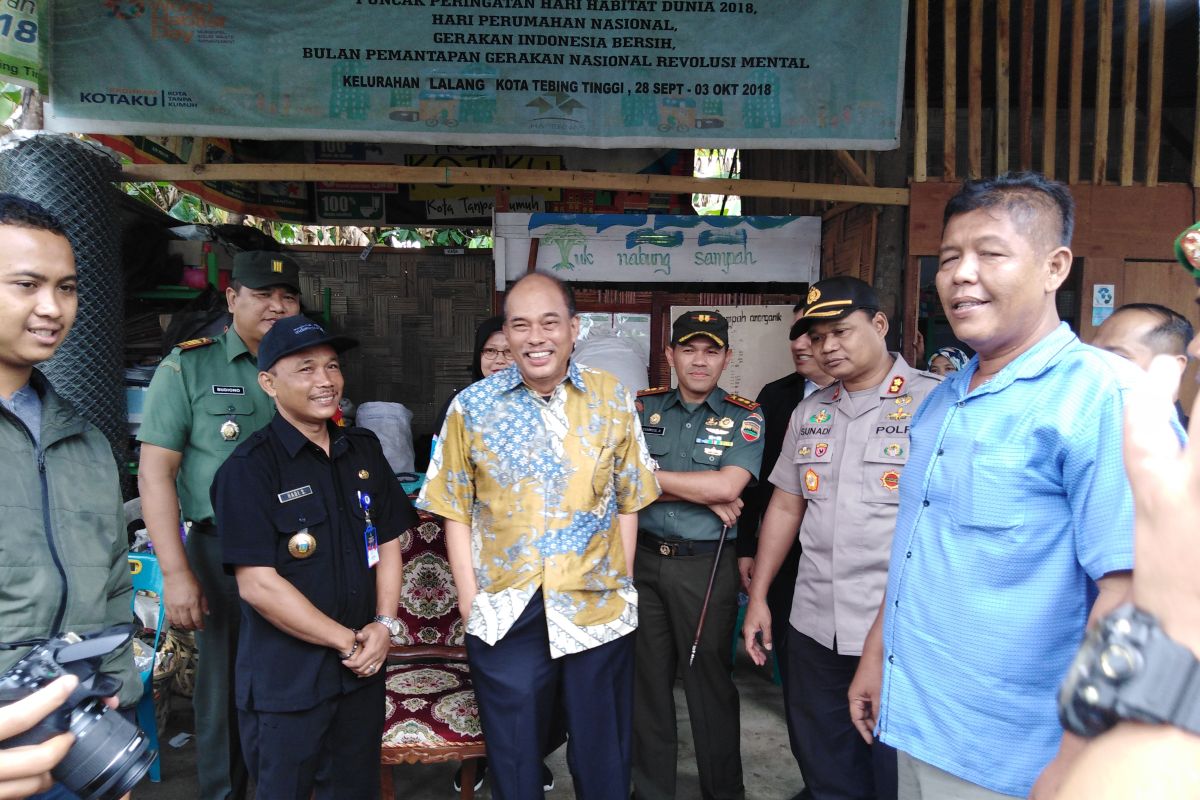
left=212, top=315, right=416, bottom=799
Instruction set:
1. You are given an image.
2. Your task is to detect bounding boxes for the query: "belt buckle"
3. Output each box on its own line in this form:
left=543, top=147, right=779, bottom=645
left=659, top=542, right=672, bottom=557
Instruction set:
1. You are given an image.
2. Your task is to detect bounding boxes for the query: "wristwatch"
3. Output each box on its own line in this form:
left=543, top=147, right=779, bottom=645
left=1058, top=603, right=1200, bottom=737
left=373, top=615, right=401, bottom=637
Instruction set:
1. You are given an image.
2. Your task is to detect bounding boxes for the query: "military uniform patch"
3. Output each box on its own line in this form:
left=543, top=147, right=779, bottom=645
left=637, top=386, right=672, bottom=397
left=886, top=376, right=905, bottom=395
left=804, top=468, right=820, bottom=492
left=177, top=337, right=216, bottom=351
left=740, top=419, right=761, bottom=442
left=880, top=470, right=900, bottom=491
left=814, top=442, right=828, bottom=457
left=724, top=393, right=761, bottom=411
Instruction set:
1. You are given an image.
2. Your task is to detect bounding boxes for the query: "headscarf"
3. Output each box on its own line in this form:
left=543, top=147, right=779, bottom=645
left=470, top=315, right=507, bottom=381
left=932, top=346, right=970, bottom=372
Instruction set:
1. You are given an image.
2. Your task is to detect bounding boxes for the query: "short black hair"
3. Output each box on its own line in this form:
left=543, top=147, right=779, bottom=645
left=792, top=300, right=805, bottom=313
left=503, top=273, right=577, bottom=319
left=1112, top=303, right=1195, bottom=358
left=943, top=171, right=1075, bottom=249
left=0, top=194, right=67, bottom=238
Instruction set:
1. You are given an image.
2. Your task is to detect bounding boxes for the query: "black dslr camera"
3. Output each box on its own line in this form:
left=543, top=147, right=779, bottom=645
left=0, top=626, right=154, bottom=800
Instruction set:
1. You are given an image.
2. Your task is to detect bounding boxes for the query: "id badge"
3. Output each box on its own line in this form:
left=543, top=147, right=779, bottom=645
left=358, top=491, right=380, bottom=569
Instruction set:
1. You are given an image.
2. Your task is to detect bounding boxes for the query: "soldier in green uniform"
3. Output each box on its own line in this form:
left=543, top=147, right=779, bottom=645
left=633, top=310, right=764, bottom=800
left=137, top=251, right=301, bottom=800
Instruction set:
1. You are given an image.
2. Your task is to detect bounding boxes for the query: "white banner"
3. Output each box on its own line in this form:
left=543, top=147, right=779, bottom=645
left=495, top=213, right=819, bottom=289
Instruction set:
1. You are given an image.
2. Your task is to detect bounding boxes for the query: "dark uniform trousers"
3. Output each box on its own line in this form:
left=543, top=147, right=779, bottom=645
left=238, top=678, right=386, bottom=800
left=633, top=546, right=743, bottom=800
left=186, top=525, right=250, bottom=800
left=466, top=591, right=634, bottom=800
left=786, top=627, right=897, bottom=800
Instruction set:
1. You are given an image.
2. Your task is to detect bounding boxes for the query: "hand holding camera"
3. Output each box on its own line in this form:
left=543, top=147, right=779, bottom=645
left=0, top=675, right=77, bottom=800
left=0, top=626, right=154, bottom=800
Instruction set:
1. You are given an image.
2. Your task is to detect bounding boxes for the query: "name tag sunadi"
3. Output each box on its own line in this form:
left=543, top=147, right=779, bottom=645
left=359, top=491, right=379, bottom=568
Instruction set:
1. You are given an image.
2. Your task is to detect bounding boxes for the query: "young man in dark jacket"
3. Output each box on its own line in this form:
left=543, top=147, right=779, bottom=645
left=0, top=195, right=140, bottom=795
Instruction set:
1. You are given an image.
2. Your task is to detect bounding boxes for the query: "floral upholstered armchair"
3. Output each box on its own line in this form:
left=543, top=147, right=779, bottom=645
left=380, top=511, right=486, bottom=800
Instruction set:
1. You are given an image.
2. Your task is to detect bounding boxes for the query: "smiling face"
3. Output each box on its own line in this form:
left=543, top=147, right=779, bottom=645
left=790, top=310, right=832, bottom=385
left=227, top=283, right=301, bottom=353
left=258, top=344, right=343, bottom=427
left=0, top=225, right=77, bottom=393
left=503, top=275, right=580, bottom=395
left=807, top=309, right=892, bottom=391
left=937, top=206, right=1072, bottom=368
left=666, top=336, right=731, bottom=403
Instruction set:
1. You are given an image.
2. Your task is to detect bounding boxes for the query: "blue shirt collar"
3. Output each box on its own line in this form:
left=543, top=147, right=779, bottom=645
left=950, top=323, right=1077, bottom=399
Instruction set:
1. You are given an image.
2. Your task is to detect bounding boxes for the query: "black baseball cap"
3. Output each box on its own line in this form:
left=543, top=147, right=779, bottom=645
left=257, top=315, right=358, bottom=371
left=671, top=310, right=729, bottom=348
left=790, top=277, right=881, bottom=339
left=232, top=251, right=302, bottom=292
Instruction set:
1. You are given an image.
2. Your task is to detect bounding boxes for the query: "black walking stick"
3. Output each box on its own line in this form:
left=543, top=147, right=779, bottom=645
left=688, top=524, right=730, bottom=667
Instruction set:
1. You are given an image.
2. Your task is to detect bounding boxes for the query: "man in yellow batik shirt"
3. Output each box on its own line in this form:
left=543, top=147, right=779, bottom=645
left=419, top=273, right=660, bottom=800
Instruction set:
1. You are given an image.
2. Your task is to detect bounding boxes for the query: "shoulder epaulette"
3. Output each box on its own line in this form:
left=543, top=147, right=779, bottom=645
left=724, top=393, right=760, bottom=411
left=175, top=337, right=216, bottom=351
left=637, top=385, right=671, bottom=397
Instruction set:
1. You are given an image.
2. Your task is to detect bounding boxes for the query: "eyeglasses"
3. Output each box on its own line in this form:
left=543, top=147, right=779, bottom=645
left=481, top=347, right=512, bottom=361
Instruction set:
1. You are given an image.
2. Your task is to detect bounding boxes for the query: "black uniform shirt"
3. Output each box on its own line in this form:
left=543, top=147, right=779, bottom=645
left=212, top=413, right=417, bottom=712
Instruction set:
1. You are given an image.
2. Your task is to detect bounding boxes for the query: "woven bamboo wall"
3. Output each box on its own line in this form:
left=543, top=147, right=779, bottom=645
left=290, top=246, right=494, bottom=438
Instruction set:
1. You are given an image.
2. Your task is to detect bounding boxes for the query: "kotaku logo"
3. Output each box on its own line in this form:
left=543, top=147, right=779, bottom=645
left=104, top=1, right=146, bottom=19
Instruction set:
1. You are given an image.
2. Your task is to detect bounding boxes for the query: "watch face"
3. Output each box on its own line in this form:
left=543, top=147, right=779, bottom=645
left=1059, top=620, right=1122, bottom=737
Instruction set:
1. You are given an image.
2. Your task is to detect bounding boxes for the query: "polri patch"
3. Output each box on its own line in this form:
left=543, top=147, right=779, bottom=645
left=212, top=385, right=245, bottom=395
left=277, top=485, right=314, bottom=503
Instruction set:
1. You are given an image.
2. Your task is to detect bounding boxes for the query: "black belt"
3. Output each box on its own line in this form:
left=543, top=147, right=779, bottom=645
left=638, top=531, right=726, bottom=557
left=189, top=520, right=217, bottom=536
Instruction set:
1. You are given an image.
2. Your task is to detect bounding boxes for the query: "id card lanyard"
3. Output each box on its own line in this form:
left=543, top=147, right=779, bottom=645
left=358, top=491, right=380, bottom=568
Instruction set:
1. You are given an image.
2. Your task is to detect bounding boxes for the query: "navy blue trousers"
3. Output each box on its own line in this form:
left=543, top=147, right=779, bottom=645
left=238, top=680, right=385, bottom=800
left=466, top=591, right=634, bottom=800
left=785, top=627, right=897, bottom=800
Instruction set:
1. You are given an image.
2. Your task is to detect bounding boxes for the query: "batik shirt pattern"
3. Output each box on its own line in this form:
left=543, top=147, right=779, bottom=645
left=418, top=362, right=660, bottom=658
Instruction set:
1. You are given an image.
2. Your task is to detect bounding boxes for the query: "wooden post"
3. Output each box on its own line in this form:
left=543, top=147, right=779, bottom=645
left=1019, top=0, right=1035, bottom=171
left=997, top=0, right=1011, bottom=174
left=1068, top=0, right=1085, bottom=183
left=1144, top=0, right=1165, bottom=186
left=1119, top=0, right=1139, bottom=186
left=1041, top=0, right=1062, bottom=178
left=915, top=0, right=929, bottom=182
left=943, top=0, right=957, bottom=180
left=968, top=0, right=983, bottom=178
left=1094, top=0, right=1114, bottom=184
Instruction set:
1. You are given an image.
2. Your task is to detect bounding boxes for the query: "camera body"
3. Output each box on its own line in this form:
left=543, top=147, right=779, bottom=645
left=0, top=626, right=154, bottom=800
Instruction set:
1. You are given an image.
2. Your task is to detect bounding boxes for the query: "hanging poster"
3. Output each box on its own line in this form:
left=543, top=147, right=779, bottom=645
left=494, top=212, right=819, bottom=289
left=0, top=0, right=42, bottom=90
left=47, top=0, right=908, bottom=150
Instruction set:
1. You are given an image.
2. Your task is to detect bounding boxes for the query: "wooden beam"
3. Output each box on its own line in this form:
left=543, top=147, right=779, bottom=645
left=835, top=150, right=873, bottom=187
left=1094, top=0, right=1114, bottom=184
left=1119, top=0, right=1139, bottom=186
left=822, top=202, right=863, bottom=222
left=1068, top=0, right=1085, bottom=183
left=1145, top=0, right=1165, bottom=186
left=968, top=0, right=983, bottom=178
left=1041, top=0, right=1062, bottom=178
left=997, top=0, right=1011, bottom=173
left=943, top=0, right=957, bottom=180
left=119, top=163, right=913, bottom=206
left=915, top=0, right=929, bottom=181
left=1019, top=0, right=1035, bottom=170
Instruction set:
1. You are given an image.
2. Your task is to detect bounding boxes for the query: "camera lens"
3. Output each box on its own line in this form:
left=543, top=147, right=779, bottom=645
left=52, top=700, right=154, bottom=800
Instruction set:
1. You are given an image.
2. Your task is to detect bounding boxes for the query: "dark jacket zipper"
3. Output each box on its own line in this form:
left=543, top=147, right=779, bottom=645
left=2, top=405, right=70, bottom=634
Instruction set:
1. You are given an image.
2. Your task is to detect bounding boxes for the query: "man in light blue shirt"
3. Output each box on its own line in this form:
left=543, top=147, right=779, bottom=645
left=848, top=173, right=1175, bottom=800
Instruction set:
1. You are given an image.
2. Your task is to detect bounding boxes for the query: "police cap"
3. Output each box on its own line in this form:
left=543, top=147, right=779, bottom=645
left=790, top=277, right=881, bottom=339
